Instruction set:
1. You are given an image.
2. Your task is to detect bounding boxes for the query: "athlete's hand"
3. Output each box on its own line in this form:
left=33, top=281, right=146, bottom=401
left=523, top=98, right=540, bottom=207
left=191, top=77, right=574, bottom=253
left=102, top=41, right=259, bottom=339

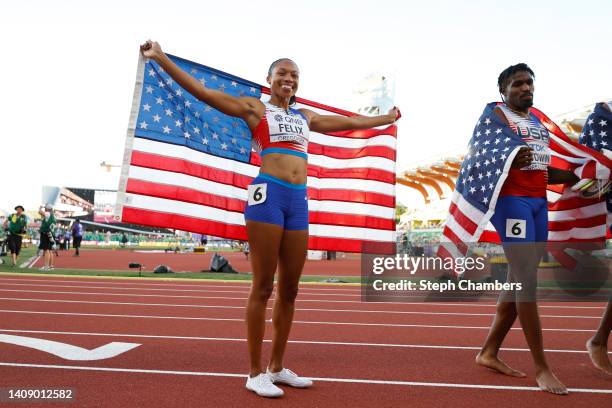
left=511, top=147, right=533, bottom=168
left=571, top=178, right=612, bottom=197
left=140, top=40, right=163, bottom=61
left=387, top=107, right=401, bottom=123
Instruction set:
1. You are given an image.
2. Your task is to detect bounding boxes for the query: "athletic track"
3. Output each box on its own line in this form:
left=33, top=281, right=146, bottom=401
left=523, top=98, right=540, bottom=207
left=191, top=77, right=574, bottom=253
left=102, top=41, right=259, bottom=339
left=0, top=251, right=611, bottom=406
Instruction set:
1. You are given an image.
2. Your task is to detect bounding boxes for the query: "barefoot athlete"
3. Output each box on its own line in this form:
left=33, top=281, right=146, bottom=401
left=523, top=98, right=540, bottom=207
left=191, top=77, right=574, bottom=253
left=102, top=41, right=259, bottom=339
left=140, top=40, right=400, bottom=398
left=471, top=64, right=581, bottom=395
left=578, top=101, right=612, bottom=375
left=588, top=301, right=612, bottom=375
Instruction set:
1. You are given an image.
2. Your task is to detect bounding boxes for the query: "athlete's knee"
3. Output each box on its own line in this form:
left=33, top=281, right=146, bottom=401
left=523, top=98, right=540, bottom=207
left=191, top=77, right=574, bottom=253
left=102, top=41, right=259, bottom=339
left=250, top=283, right=274, bottom=303
left=277, top=283, right=299, bottom=303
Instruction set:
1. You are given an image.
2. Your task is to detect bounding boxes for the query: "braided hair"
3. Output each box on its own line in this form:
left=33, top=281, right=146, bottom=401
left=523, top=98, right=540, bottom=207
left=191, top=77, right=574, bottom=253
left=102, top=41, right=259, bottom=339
left=267, top=58, right=298, bottom=106
left=497, top=63, right=535, bottom=95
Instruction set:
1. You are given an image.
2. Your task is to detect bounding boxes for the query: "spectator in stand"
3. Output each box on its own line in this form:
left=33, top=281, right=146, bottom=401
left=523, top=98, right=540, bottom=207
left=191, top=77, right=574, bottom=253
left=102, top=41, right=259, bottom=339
left=71, top=220, right=84, bottom=256
left=121, top=233, right=128, bottom=248
left=3, top=205, right=28, bottom=266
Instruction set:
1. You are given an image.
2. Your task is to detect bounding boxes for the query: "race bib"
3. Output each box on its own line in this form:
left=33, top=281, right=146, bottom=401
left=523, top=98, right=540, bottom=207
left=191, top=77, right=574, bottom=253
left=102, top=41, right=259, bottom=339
left=499, top=105, right=551, bottom=171
left=247, top=183, right=267, bottom=206
left=265, top=107, right=308, bottom=147
left=506, top=218, right=527, bottom=239
left=522, top=140, right=550, bottom=171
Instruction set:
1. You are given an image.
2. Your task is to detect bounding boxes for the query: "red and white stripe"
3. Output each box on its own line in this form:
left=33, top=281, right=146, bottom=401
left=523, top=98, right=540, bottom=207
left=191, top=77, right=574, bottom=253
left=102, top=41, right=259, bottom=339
left=439, top=145, right=517, bottom=258
left=534, top=108, right=612, bottom=244
left=116, top=56, right=397, bottom=253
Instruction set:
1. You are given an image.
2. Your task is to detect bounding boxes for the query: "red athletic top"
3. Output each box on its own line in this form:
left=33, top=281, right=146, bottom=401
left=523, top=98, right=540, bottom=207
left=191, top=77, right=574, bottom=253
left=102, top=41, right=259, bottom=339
left=251, top=102, right=309, bottom=159
left=497, top=105, right=551, bottom=198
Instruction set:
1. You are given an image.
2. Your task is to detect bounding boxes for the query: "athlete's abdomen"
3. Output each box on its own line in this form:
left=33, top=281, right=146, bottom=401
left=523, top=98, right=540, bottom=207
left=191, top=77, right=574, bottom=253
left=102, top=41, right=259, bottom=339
left=259, top=153, right=308, bottom=185
left=500, top=168, right=547, bottom=198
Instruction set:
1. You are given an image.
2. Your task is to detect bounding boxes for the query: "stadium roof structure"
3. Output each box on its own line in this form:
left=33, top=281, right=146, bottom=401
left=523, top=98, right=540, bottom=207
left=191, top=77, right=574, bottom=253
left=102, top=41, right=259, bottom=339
left=554, top=101, right=610, bottom=140
left=397, top=157, right=463, bottom=203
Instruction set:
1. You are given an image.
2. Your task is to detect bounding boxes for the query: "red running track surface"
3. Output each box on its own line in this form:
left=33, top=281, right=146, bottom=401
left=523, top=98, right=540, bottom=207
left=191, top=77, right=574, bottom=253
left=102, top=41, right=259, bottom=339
left=0, top=274, right=611, bottom=407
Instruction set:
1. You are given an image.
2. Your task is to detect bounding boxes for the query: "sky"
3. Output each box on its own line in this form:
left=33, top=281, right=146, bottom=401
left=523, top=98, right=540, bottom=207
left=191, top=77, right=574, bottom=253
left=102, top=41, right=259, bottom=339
left=1, top=0, right=611, bottom=213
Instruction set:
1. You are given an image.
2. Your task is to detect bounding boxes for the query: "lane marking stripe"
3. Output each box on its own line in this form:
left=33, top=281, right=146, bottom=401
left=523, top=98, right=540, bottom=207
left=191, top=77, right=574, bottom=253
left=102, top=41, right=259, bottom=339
left=0, top=299, right=596, bottom=332
left=0, top=277, right=606, bottom=310
left=0, top=362, right=610, bottom=393
left=0, top=282, right=604, bottom=310
left=0, top=292, right=601, bottom=318
left=0, top=328, right=602, bottom=353
left=0, top=310, right=587, bottom=353
left=0, top=277, right=358, bottom=292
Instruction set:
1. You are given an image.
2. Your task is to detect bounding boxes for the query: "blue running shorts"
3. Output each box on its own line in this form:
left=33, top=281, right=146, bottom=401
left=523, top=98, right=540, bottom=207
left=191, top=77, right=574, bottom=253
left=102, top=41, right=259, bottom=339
left=490, top=196, right=548, bottom=243
left=244, top=173, right=309, bottom=230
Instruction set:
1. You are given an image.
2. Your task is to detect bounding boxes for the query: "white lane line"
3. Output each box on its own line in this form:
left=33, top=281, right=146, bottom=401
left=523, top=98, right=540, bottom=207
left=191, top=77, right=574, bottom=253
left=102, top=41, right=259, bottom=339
left=28, top=256, right=41, bottom=268
left=0, top=291, right=602, bottom=318
left=0, top=298, right=596, bottom=332
left=0, top=276, right=606, bottom=304
left=0, top=282, right=362, bottom=297
left=0, top=309, right=602, bottom=334
left=19, top=255, right=39, bottom=269
left=0, top=288, right=506, bottom=308
left=0, top=288, right=367, bottom=303
left=0, top=362, right=610, bottom=393
left=0, top=328, right=603, bottom=354
left=19, top=255, right=36, bottom=269
left=0, top=278, right=359, bottom=292
left=0, top=282, right=604, bottom=310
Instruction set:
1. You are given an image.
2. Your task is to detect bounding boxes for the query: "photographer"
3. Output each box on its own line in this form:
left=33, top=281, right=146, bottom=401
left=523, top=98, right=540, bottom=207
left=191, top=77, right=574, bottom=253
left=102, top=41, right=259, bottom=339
left=38, top=204, right=56, bottom=271
left=3, top=205, right=28, bottom=266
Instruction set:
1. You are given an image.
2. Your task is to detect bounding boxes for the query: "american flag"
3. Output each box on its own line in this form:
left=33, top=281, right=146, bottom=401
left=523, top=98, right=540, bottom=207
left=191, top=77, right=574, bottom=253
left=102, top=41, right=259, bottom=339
left=116, top=54, right=397, bottom=253
left=577, top=102, right=612, bottom=235
left=439, top=102, right=612, bottom=262
left=579, top=102, right=611, bottom=153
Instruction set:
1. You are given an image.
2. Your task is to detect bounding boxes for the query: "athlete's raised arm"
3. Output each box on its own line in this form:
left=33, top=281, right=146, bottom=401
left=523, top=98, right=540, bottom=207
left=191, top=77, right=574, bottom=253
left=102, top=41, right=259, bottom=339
left=300, top=107, right=400, bottom=133
left=140, top=40, right=263, bottom=128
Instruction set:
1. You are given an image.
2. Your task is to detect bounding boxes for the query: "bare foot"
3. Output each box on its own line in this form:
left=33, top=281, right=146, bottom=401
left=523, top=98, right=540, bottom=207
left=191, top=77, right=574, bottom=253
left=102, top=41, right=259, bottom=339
left=475, top=352, right=526, bottom=377
left=587, top=338, right=612, bottom=375
left=535, top=369, right=568, bottom=395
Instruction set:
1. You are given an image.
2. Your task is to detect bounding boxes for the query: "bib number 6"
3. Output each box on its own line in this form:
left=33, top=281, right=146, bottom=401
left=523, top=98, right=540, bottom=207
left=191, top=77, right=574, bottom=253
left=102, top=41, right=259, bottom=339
left=248, top=183, right=267, bottom=206
left=505, top=218, right=526, bottom=239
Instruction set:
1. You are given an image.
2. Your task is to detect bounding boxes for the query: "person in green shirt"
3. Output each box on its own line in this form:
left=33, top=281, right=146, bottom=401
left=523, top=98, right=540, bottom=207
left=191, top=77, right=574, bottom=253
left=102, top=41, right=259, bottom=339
left=38, top=204, right=56, bottom=270
left=3, top=205, right=28, bottom=266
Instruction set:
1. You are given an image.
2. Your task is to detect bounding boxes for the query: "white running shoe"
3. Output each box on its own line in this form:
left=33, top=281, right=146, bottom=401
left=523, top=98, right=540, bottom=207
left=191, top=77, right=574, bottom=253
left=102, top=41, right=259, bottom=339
left=267, top=368, right=313, bottom=388
left=39, top=266, right=48, bottom=271
left=245, top=373, right=284, bottom=398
